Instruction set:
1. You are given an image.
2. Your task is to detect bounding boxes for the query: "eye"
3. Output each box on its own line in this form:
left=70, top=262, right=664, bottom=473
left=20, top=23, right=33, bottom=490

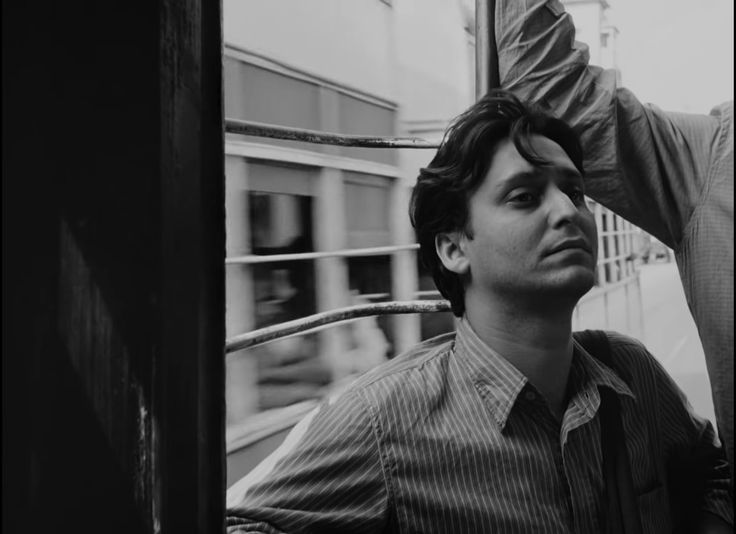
left=508, top=190, right=539, bottom=205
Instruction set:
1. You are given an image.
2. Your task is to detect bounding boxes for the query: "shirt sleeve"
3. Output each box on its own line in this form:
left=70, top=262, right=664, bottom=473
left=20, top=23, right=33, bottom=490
left=645, top=350, right=734, bottom=527
left=226, top=390, right=390, bottom=533
left=494, top=0, right=723, bottom=249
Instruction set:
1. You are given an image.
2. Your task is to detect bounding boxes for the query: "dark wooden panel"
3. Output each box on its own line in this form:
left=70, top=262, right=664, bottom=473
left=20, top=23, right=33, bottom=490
left=159, top=0, right=226, bottom=531
left=3, top=1, right=225, bottom=532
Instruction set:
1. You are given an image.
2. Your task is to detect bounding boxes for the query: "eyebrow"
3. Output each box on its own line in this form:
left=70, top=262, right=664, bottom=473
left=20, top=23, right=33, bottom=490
left=497, top=167, right=583, bottom=193
left=501, top=170, right=540, bottom=186
left=506, top=166, right=582, bottom=182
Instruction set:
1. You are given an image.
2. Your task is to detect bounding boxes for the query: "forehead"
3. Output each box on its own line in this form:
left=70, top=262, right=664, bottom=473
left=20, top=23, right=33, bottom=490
left=484, top=135, right=578, bottom=186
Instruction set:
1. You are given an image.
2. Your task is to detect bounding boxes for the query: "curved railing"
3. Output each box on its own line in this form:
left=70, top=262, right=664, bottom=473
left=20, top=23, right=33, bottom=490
left=226, top=299, right=451, bottom=353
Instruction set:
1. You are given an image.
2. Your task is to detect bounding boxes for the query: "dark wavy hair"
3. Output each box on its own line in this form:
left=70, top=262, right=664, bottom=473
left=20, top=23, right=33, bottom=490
left=409, top=89, right=585, bottom=317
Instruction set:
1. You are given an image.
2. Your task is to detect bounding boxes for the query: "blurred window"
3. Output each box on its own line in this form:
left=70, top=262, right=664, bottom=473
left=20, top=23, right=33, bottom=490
left=245, top=190, right=327, bottom=414
left=224, top=57, right=321, bottom=153
left=249, top=191, right=316, bottom=325
left=344, top=172, right=392, bottom=248
left=337, top=93, right=397, bottom=165
left=224, top=52, right=398, bottom=163
left=347, top=255, right=393, bottom=356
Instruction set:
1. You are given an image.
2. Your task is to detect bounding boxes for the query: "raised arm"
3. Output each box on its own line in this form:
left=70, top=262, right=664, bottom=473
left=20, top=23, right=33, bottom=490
left=226, top=391, right=389, bottom=533
left=494, top=0, right=726, bottom=249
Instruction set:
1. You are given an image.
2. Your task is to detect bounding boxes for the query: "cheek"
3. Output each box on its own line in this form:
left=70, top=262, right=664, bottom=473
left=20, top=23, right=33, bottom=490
left=581, top=212, right=599, bottom=256
left=581, top=210, right=597, bottom=236
left=490, top=229, right=530, bottom=259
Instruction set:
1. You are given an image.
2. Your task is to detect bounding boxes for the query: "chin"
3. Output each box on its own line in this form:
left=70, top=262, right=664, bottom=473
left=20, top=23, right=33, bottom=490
left=543, top=269, right=596, bottom=299
left=568, top=277, right=596, bottom=298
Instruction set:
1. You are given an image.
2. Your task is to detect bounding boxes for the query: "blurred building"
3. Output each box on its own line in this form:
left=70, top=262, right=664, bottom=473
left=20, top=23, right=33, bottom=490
left=223, top=0, right=647, bottom=484
left=224, top=0, right=475, bottom=430
left=565, top=0, right=620, bottom=78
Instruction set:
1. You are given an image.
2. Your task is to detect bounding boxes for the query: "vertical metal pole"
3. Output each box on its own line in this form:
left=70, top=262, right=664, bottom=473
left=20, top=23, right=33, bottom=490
left=475, top=0, right=499, bottom=100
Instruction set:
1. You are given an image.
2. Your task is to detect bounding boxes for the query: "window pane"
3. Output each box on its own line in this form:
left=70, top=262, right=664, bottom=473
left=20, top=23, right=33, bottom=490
left=347, top=255, right=393, bottom=360
left=246, top=192, right=324, bottom=412
left=224, top=57, right=322, bottom=153
left=344, top=172, right=391, bottom=248
left=338, top=92, right=397, bottom=165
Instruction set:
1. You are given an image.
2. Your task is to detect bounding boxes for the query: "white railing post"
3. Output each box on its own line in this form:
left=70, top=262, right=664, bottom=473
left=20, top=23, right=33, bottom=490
left=593, top=201, right=606, bottom=284
left=314, top=168, right=351, bottom=380
left=225, top=156, right=259, bottom=422
left=605, top=210, right=617, bottom=282
left=390, top=180, right=421, bottom=354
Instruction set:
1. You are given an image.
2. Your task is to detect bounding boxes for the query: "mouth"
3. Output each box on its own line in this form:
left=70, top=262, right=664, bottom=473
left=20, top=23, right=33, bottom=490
left=547, top=238, right=592, bottom=256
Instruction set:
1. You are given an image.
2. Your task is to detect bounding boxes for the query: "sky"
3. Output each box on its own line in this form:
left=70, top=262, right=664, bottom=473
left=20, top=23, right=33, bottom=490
left=459, top=0, right=735, bottom=113
left=601, top=0, right=733, bottom=113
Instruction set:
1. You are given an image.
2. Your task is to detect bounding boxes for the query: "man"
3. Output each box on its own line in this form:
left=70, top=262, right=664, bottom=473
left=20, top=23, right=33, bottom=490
left=226, top=91, right=731, bottom=533
left=494, top=0, right=734, bottom=480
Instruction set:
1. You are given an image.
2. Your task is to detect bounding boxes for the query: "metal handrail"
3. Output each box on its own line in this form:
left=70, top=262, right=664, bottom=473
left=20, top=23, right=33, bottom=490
left=225, top=118, right=440, bottom=149
left=226, top=300, right=451, bottom=353
left=226, top=243, right=420, bottom=265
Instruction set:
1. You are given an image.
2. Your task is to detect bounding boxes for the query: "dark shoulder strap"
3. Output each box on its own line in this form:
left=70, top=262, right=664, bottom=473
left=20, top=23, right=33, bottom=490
left=573, top=330, right=642, bottom=534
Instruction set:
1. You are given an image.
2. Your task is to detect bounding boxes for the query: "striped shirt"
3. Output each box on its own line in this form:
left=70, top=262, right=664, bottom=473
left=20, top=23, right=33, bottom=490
left=226, top=320, right=733, bottom=533
left=495, top=0, right=734, bottom=478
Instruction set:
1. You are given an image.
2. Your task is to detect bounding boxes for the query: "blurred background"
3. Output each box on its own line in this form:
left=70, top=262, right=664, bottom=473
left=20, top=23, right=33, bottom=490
left=222, top=0, right=732, bottom=486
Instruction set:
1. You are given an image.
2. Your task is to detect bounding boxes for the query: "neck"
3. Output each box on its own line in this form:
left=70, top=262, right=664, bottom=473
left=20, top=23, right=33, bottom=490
left=464, top=292, right=577, bottom=418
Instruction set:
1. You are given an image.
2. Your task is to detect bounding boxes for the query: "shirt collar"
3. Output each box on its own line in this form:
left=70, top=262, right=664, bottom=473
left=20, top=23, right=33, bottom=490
left=453, top=318, right=529, bottom=430
left=453, top=318, right=635, bottom=431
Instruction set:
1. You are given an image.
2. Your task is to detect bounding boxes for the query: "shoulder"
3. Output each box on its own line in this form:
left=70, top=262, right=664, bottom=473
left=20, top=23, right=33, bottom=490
left=354, top=331, right=455, bottom=394
left=603, top=330, right=648, bottom=354
left=595, top=331, right=670, bottom=386
left=576, top=328, right=648, bottom=356
left=332, top=332, right=457, bottom=417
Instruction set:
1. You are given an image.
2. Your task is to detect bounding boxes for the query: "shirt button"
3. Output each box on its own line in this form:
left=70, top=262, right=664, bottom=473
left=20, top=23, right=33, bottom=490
left=524, top=391, right=536, bottom=401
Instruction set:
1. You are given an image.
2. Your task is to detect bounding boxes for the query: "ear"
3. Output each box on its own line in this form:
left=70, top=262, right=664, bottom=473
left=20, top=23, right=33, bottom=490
left=435, top=231, right=470, bottom=276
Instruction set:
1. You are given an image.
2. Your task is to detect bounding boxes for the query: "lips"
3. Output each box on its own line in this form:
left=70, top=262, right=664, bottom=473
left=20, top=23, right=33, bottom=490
left=547, top=238, right=591, bottom=255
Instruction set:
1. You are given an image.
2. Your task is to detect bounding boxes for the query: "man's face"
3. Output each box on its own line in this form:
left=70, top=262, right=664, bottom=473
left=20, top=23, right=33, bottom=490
left=444, top=134, right=598, bottom=303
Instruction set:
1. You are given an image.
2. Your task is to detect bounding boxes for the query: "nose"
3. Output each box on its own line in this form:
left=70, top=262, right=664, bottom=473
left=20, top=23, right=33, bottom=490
left=546, top=186, right=580, bottom=228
